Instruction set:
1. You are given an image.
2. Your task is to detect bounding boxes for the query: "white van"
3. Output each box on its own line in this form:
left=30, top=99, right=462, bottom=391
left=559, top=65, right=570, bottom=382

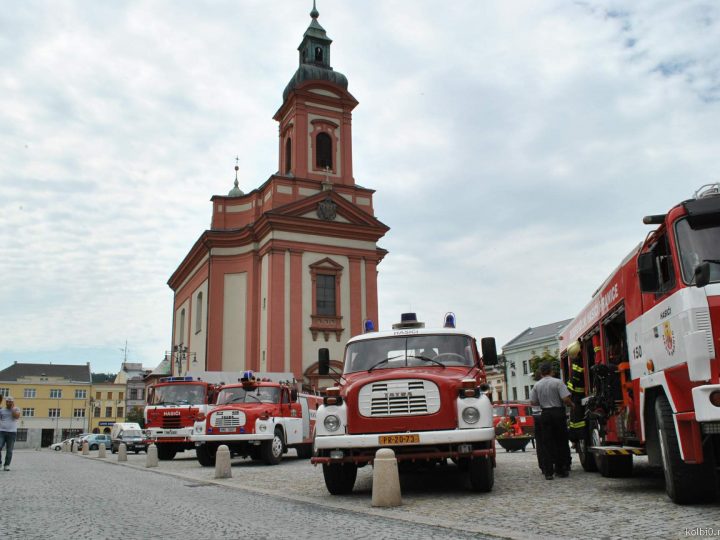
left=110, top=422, right=147, bottom=454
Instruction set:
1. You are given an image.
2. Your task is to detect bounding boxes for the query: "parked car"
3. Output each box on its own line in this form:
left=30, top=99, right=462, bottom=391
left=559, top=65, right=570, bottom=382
left=72, top=433, right=92, bottom=449
left=492, top=402, right=536, bottom=436
left=111, top=428, right=147, bottom=454
left=80, top=434, right=112, bottom=450
left=49, top=438, right=73, bottom=451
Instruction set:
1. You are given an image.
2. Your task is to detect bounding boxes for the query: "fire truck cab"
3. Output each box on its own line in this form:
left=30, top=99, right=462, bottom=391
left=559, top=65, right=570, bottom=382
left=561, top=184, right=720, bottom=504
left=190, top=372, right=321, bottom=466
left=144, top=377, right=220, bottom=460
left=313, top=312, right=498, bottom=494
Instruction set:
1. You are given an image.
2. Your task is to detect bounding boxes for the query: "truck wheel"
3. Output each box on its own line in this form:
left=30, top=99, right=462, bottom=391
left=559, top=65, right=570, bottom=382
left=322, top=463, right=357, bottom=495
left=578, top=428, right=598, bottom=472
left=655, top=395, right=717, bottom=504
left=196, top=444, right=217, bottom=467
left=261, top=430, right=284, bottom=465
left=468, top=456, right=494, bottom=492
left=295, top=443, right=313, bottom=459
left=157, top=445, right=177, bottom=461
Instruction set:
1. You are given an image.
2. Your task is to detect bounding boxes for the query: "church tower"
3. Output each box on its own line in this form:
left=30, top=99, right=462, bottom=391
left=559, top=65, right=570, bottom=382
left=167, top=4, right=389, bottom=389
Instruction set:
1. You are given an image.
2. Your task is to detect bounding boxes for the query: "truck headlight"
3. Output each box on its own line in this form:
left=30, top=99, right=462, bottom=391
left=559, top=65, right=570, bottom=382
left=462, top=407, right=480, bottom=424
left=324, top=414, right=341, bottom=432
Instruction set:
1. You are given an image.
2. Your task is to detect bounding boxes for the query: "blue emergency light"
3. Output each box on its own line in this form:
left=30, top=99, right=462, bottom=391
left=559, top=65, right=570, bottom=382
left=364, top=319, right=375, bottom=333
left=444, top=312, right=456, bottom=328
left=160, top=376, right=194, bottom=383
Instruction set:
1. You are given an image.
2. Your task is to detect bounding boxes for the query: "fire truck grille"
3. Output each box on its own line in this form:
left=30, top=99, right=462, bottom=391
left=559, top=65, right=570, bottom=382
left=162, top=417, right=182, bottom=429
left=358, top=379, right=440, bottom=417
left=210, top=410, right=246, bottom=428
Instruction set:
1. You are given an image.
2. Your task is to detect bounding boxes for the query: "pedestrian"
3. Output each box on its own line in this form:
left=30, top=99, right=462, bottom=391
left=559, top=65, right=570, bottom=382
left=0, top=395, right=22, bottom=471
left=530, top=363, right=575, bottom=480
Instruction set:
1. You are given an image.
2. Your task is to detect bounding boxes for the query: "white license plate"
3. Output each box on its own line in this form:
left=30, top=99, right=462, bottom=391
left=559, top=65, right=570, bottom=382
left=165, top=430, right=177, bottom=435
left=219, top=428, right=235, bottom=433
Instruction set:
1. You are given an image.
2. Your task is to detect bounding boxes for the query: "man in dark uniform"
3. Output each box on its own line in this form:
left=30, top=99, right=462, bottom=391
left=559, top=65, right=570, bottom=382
left=530, top=363, right=575, bottom=480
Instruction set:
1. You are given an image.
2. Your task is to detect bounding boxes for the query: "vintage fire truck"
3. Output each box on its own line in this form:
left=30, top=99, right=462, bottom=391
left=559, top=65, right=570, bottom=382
left=312, top=312, right=498, bottom=494
left=190, top=372, right=322, bottom=466
left=560, top=184, right=720, bottom=504
left=144, top=376, right=220, bottom=460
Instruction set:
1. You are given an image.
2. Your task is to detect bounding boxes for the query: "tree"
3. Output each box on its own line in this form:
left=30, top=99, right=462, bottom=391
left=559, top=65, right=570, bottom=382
left=528, top=348, right=561, bottom=379
left=127, top=406, right=145, bottom=428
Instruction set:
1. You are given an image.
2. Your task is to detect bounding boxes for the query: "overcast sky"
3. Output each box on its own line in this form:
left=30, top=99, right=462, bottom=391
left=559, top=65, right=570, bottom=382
left=1, top=0, right=719, bottom=374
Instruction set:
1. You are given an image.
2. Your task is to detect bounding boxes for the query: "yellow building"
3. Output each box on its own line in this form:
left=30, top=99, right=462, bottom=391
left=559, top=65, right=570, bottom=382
left=0, top=362, right=93, bottom=448
left=89, top=377, right=128, bottom=433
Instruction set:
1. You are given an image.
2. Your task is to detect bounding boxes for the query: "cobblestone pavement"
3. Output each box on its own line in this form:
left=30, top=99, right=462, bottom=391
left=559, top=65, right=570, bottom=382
left=6, top=446, right=720, bottom=540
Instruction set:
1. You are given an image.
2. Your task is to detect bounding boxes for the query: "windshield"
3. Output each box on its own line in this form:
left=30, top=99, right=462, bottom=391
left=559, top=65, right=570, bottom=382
left=343, top=334, right=475, bottom=374
left=216, top=386, right=280, bottom=405
left=675, top=218, right=720, bottom=284
left=123, top=430, right=143, bottom=438
left=149, top=383, right=206, bottom=405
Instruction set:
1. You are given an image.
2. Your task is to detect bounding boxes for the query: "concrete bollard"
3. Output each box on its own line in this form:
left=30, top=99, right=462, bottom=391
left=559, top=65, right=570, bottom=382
left=118, top=442, right=128, bottom=462
left=371, top=448, right=402, bottom=508
left=98, top=444, right=106, bottom=458
left=146, top=444, right=159, bottom=468
left=82, top=441, right=89, bottom=455
left=71, top=441, right=77, bottom=454
left=62, top=441, right=69, bottom=453
left=214, top=445, right=232, bottom=479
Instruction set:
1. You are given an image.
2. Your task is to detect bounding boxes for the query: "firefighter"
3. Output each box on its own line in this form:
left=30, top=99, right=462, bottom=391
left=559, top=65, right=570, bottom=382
left=566, top=341, right=586, bottom=444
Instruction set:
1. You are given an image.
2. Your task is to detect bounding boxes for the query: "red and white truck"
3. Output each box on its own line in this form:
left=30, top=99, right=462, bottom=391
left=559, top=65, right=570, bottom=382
left=312, top=312, right=498, bottom=494
left=144, top=376, right=220, bottom=460
left=560, top=183, right=720, bottom=504
left=190, top=372, right=322, bottom=466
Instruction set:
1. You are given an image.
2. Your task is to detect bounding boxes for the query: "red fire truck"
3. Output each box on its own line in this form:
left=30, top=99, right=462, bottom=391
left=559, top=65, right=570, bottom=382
left=560, top=184, right=720, bottom=504
left=312, top=312, right=498, bottom=494
left=190, top=372, right=322, bottom=466
left=144, top=376, right=220, bottom=460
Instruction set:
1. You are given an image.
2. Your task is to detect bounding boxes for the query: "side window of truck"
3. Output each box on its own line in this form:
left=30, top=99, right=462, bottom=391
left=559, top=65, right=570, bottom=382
left=655, top=235, right=675, bottom=294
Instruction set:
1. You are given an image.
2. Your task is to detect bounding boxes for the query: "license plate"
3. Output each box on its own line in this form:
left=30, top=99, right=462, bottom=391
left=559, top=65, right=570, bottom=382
left=219, top=428, right=235, bottom=433
left=378, top=434, right=420, bottom=445
left=165, top=430, right=177, bottom=435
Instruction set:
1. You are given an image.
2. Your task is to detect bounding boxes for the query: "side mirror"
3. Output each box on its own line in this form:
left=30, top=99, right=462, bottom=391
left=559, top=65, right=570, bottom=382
left=481, top=337, right=498, bottom=366
left=290, top=389, right=298, bottom=402
left=695, top=262, right=710, bottom=288
left=637, top=252, right=659, bottom=293
left=318, top=348, right=330, bottom=376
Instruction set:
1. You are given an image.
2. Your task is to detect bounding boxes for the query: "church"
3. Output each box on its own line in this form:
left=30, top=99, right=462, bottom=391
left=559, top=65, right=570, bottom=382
left=167, top=5, right=389, bottom=389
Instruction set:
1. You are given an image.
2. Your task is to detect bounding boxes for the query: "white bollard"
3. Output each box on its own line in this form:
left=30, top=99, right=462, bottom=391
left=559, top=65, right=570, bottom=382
left=62, top=441, right=69, bottom=453
left=371, top=448, right=402, bottom=508
left=71, top=441, right=77, bottom=454
left=146, top=444, right=159, bottom=468
left=118, top=442, right=128, bottom=462
left=82, top=441, right=89, bottom=455
left=98, top=444, right=106, bottom=458
left=214, top=445, right=232, bottom=479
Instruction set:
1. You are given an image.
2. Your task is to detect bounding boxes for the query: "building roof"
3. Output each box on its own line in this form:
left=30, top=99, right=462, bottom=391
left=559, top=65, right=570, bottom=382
left=502, top=318, right=573, bottom=351
left=0, top=362, right=92, bottom=383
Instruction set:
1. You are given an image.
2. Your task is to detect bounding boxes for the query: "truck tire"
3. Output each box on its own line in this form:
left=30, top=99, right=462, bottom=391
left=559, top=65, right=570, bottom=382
left=157, top=445, right=177, bottom=461
left=577, top=428, right=598, bottom=472
left=295, top=443, right=313, bottom=459
left=468, top=456, right=494, bottom=492
left=261, top=430, right=284, bottom=465
left=322, top=463, right=357, bottom=495
left=655, top=395, right=717, bottom=504
left=196, top=443, right=217, bottom=467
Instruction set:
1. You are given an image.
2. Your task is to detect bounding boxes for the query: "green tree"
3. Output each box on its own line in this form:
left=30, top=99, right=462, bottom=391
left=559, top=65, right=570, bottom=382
left=528, top=348, right=561, bottom=379
left=127, top=406, right=145, bottom=428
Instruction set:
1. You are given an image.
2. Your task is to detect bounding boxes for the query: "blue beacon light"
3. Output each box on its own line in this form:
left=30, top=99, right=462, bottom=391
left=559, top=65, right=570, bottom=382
left=364, top=319, right=375, bottom=333
left=444, top=312, right=456, bottom=328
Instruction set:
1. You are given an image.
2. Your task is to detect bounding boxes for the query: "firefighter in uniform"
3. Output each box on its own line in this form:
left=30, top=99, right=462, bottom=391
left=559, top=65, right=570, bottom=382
left=566, top=341, right=586, bottom=444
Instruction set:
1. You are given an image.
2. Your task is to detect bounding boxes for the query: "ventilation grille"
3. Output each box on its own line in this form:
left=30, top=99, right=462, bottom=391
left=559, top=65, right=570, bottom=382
left=211, top=410, right=246, bottom=428
left=694, top=310, right=714, bottom=355
left=162, top=417, right=182, bottom=429
left=358, top=379, right=440, bottom=417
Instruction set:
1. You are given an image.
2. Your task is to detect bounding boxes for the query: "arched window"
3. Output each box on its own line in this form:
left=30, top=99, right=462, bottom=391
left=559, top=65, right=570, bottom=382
left=179, top=308, right=186, bottom=344
left=285, top=137, right=292, bottom=174
left=316, top=132, right=332, bottom=170
left=195, top=292, right=203, bottom=334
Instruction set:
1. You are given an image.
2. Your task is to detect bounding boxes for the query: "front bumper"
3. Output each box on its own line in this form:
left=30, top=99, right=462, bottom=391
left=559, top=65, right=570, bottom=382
left=191, top=432, right=273, bottom=443
left=312, top=427, right=495, bottom=464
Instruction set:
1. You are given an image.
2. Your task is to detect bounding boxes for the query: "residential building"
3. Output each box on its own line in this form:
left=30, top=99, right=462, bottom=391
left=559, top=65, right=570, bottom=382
left=89, top=374, right=127, bottom=433
left=0, top=362, right=92, bottom=448
left=166, top=6, right=388, bottom=391
left=115, top=362, right=150, bottom=422
left=501, top=319, right=572, bottom=402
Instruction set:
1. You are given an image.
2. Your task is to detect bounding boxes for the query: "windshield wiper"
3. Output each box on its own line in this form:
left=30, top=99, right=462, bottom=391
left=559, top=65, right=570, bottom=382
left=368, top=354, right=406, bottom=372
left=408, top=355, right=446, bottom=369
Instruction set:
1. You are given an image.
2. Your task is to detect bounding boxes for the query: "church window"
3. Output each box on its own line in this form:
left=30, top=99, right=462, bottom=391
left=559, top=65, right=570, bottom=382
left=316, top=274, right=336, bottom=316
left=316, top=132, right=332, bottom=169
left=285, top=137, right=292, bottom=174
left=195, top=292, right=203, bottom=334
left=315, top=46, right=323, bottom=63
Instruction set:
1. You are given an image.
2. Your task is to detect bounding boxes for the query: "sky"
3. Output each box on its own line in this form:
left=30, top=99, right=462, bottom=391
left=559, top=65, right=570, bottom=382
left=1, top=0, right=719, bottom=375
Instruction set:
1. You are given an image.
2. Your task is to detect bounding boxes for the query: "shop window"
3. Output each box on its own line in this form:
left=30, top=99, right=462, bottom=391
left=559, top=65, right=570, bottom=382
left=16, top=429, right=28, bottom=442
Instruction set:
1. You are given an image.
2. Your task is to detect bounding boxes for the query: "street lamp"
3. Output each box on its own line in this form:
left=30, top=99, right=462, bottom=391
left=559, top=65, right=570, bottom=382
left=171, top=344, right=197, bottom=376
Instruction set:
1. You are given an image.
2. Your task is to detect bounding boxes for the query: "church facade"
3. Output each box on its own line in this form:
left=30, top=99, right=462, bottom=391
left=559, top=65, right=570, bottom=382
left=167, top=6, right=388, bottom=389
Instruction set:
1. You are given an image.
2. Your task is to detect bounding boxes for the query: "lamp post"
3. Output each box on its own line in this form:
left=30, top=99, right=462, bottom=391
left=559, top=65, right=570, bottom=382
left=170, top=344, right=197, bottom=376
left=502, top=357, right=515, bottom=405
